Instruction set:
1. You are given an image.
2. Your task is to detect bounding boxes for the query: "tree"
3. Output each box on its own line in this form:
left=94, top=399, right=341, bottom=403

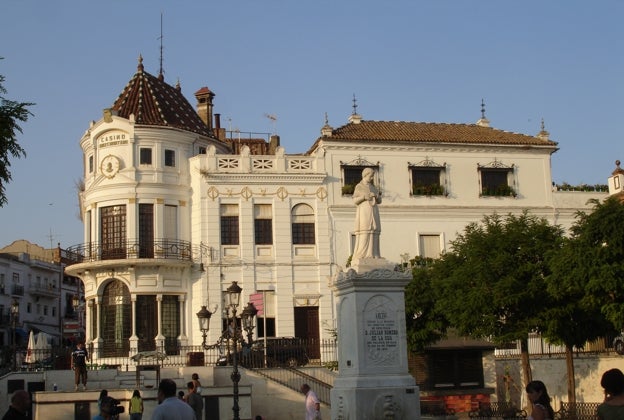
left=431, top=212, right=565, bottom=388
left=544, top=197, right=624, bottom=403
left=0, top=64, right=33, bottom=206
left=404, top=257, right=449, bottom=352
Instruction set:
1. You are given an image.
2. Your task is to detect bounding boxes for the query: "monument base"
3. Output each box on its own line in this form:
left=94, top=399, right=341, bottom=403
left=331, top=384, right=420, bottom=420
left=330, top=265, right=420, bottom=419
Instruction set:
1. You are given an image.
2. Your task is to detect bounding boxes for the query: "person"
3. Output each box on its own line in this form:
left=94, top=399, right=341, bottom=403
left=93, top=396, right=115, bottom=420
left=352, top=167, right=382, bottom=262
left=97, top=390, right=108, bottom=412
left=525, top=380, right=554, bottom=420
left=2, top=390, right=30, bottom=420
left=71, top=342, right=89, bottom=391
left=191, top=372, right=203, bottom=394
left=178, top=391, right=185, bottom=400
left=598, top=368, right=624, bottom=419
left=152, top=379, right=196, bottom=420
left=186, top=381, right=203, bottom=420
left=301, top=383, right=321, bottom=420
left=128, top=389, right=144, bottom=420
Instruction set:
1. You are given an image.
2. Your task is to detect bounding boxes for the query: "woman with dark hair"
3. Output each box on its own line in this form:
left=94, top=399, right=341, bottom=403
left=598, top=368, right=624, bottom=420
left=525, top=380, right=554, bottom=420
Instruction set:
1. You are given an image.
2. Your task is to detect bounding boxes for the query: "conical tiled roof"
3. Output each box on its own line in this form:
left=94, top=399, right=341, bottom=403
left=111, top=56, right=212, bottom=137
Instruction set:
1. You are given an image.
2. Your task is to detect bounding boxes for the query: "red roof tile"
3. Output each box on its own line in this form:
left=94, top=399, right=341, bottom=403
left=309, top=120, right=557, bottom=153
left=112, top=62, right=212, bottom=137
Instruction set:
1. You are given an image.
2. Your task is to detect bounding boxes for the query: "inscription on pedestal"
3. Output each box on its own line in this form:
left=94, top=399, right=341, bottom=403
left=364, top=295, right=399, bottom=366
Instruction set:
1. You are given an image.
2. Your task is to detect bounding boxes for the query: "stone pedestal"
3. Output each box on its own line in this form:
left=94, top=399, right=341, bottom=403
left=331, top=261, right=420, bottom=419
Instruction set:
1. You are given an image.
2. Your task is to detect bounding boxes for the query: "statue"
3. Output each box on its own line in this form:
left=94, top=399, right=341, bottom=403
left=352, top=167, right=382, bottom=261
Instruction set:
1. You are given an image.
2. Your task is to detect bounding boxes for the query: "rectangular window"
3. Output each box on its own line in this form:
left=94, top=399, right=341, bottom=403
left=139, top=204, right=154, bottom=258
left=165, top=149, right=176, bottom=167
left=220, top=204, right=239, bottom=245
left=254, top=204, right=273, bottom=245
left=256, top=291, right=276, bottom=337
left=88, top=155, right=94, bottom=173
left=100, top=205, right=127, bottom=260
left=44, top=306, right=48, bottom=316
left=430, top=350, right=484, bottom=389
left=164, top=205, right=178, bottom=241
left=140, top=148, right=153, bottom=165
left=27, top=303, right=32, bottom=313
left=411, top=167, right=444, bottom=196
left=480, top=168, right=515, bottom=197
left=419, top=235, right=441, bottom=259
left=52, top=307, right=56, bottom=317
left=341, top=165, right=376, bottom=195
left=198, top=147, right=207, bottom=155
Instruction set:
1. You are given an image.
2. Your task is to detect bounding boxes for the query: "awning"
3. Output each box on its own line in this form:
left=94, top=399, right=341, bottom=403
left=27, top=324, right=61, bottom=337
left=14, top=328, right=28, bottom=340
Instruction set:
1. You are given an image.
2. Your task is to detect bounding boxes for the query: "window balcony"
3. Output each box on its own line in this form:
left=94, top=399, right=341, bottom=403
left=64, top=239, right=193, bottom=264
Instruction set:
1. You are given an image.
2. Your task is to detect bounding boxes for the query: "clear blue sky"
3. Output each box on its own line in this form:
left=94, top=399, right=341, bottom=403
left=1, top=1, right=622, bottom=248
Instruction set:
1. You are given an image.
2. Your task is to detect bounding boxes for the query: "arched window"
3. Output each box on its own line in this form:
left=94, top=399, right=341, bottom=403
left=101, top=279, right=131, bottom=357
left=291, top=204, right=315, bottom=245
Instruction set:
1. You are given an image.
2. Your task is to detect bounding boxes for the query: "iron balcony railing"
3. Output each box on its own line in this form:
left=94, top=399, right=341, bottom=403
left=65, top=239, right=193, bottom=264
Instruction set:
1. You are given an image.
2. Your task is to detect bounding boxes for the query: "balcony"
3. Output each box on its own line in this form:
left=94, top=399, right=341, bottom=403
left=29, top=284, right=58, bottom=298
left=65, top=239, right=193, bottom=265
left=11, top=285, right=24, bottom=296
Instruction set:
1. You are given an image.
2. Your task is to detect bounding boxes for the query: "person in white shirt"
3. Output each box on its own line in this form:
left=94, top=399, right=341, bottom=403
left=300, top=383, right=321, bottom=420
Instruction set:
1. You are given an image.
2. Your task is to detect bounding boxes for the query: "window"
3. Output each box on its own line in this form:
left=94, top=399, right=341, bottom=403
left=139, top=204, right=154, bottom=258
left=220, top=204, right=239, bottom=245
left=165, top=149, right=176, bottom=167
left=52, top=307, right=56, bottom=317
left=478, top=161, right=516, bottom=197
left=340, top=158, right=379, bottom=195
left=101, top=280, right=131, bottom=357
left=27, top=303, right=32, bottom=313
left=430, top=350, right=484, bottom=389
left=88, top=155, right=94, bottom=173
left=198, top=146, right=207, bottom=155
left=254, top=204, right=273, bottom=245
left=44, top=306, right=48, bottom=316
left=291, top=204, right=315, bottom=244
left=419, top=234, right=441, bottom=259
left=410, top=159, right=446, bottom=196
left=100, top=205, right=127, bottom=260
left=257, top=291, right=276, bottom=338
left=164, top=205, right=178, bottom=241
left=140, top=148, right=152, bottom=165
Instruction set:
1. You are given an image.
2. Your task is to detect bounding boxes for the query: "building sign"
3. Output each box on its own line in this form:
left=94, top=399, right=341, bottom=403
left=97, top=130, right=129, bottom=148
left=364, top=295, right=399, bottom=366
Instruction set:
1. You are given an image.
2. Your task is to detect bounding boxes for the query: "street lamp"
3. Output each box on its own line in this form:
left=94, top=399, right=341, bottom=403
left=196, top=305, right=213, bottom=349
left=241, top=302, right=258, bottom=346
left=11, top=299, right=19, bottom=371
left=195, top=281, right=257, bottom=420
left=225, top=281, right=242, bottom=420
left=72, top=295, right=86, bottom=337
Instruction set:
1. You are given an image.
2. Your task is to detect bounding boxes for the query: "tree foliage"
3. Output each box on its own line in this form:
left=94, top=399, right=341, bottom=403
left=404, top=257, right=449, bottom=352
left=0, top=63, right=33, bottom=206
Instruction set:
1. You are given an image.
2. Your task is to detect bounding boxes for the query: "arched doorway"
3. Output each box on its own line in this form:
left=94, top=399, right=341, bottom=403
left=101, top=279, right=131, bottom=357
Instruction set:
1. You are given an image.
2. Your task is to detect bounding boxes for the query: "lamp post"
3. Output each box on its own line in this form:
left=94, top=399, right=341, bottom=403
left=72, top=295, right=86, bottom=340
left=11, top=299, right=19, bottom=371
left=196, top=305, right=213, bottom=349
left=195, top=281, right=257, bottom=420
left=225, top=281, right=242, bottom=420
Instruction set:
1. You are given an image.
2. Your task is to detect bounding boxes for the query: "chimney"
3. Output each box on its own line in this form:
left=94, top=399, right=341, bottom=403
left=269, top=135, right=280, bottom=154
left=194, top=87, right=215, bottom=130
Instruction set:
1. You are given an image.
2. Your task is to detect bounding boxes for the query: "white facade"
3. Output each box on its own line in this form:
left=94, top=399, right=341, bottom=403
left=65, top=61, right=607, bottom=362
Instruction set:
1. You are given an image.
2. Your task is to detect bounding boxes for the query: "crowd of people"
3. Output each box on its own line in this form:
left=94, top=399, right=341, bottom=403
left=5, top=365, right=624, bottom=419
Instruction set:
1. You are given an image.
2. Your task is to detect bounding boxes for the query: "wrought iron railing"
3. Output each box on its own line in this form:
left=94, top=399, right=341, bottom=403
left=65, top=239, right=193, bottom=264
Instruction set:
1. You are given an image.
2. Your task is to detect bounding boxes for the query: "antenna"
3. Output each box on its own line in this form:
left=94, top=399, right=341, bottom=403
left=264, top=113, right=277, bottom=134
left=158, top=12, right=164, bottom=77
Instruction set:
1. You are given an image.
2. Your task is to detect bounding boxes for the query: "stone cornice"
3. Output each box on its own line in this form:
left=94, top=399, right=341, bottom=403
left=206, top=185, right=328, bottom=201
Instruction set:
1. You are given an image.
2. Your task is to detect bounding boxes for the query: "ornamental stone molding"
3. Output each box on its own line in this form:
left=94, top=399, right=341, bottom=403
left=205, top=185, right=327, bottom=201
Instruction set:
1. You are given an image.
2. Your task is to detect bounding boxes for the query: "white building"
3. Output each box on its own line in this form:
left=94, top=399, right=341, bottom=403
left=64, top=57, right=606, bottom=364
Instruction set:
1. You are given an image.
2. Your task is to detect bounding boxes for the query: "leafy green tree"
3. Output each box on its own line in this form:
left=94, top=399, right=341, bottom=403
left=432, top=212, right=565, bottom=388
left=0, top=64, right=33, bottom=206
left=404, top=257, right=449, bottom=352
left=544, top=197, right=624, bottom=403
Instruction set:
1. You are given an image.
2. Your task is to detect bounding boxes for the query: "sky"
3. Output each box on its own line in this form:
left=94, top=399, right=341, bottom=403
left=0, top=1, right=622, bottom=249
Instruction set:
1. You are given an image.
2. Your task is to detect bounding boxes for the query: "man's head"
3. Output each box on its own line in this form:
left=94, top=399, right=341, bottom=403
left=99, top=396, right=114, bottom=416
left=300, top=384, right=310, bottom=395
left=157, top=379, right=177, bottom=403
left=77, top=342, right=84, bottom=349
left=11, top=390, right=30, bottom=414
left=187, top=381, right=195, bottom=393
